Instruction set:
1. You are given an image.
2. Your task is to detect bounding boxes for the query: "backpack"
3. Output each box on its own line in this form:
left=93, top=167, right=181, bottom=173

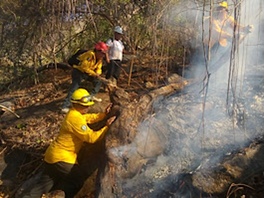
left=68, top=49, right=88, bottom=67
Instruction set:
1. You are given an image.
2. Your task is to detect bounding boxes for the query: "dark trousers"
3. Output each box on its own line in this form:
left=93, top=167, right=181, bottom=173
left=105, top=60, right=122, bottom=80
left=62, top=68, right=101, bottom=108
left=186, top=42, right=231, bottom=79
left=22, top=161, right=86, bottom=198
left=207, top=42, right=231, bottom=74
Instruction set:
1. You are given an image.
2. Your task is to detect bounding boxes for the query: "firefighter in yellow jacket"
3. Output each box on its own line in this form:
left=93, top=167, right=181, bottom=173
left=205, top=1, right=253, bottom=57
left=23, top=88, right=116, bottom=198
left=62, top=42, right=109, bottom=113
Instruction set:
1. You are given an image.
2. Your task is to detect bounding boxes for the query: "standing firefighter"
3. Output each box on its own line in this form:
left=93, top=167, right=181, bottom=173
left=185, top=1, right=253, bottom=79
left=22, top=88, right=116, bottom=198
left=61, top=42, right=109, bottom=113
left=105, top=26, right=125, bottom=86
left=205, top=1, right=253, bottom=59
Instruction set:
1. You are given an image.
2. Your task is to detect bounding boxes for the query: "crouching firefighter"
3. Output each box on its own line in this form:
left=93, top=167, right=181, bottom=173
left=22, top=88, right=116, bottom=198
left=61, top=42, right=109, bottom=113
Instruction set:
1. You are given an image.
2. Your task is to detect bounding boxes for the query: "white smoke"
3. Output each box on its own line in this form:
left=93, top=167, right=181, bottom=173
left=108, top=0, right=264, bottom=196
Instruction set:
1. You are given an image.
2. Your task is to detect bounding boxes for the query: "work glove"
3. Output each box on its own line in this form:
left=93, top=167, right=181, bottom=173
left=245, top=25, right=253, bottom=34
left=106, top=116, right=116, bottom=126
left=105, top=103, right=113, bottom=114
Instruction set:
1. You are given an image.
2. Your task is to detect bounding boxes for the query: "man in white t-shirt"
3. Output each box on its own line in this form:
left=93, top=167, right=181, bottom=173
left=105, top=26, right=125, bottom=86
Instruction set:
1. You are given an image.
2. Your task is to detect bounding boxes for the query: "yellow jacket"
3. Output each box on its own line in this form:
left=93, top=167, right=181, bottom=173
left=204, top=15, right=241, bottom=48
left=44, top=108, right=108, bottom=164
left=210, top=16, right=236, bottom=47
left=73, top=50, right=103, bottom=76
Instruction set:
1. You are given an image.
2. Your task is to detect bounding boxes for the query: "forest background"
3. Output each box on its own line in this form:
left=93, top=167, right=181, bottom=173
left=0, top=0, right=264, bottom=198
left=0, top=0, right=205, bottom=88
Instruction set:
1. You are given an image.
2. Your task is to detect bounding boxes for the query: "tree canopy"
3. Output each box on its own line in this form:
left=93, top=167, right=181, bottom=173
left=0, top=0, right=203, bottom=87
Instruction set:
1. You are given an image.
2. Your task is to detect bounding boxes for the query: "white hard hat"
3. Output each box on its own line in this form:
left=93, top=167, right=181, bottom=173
left=114, top=26, right=123, bottom=34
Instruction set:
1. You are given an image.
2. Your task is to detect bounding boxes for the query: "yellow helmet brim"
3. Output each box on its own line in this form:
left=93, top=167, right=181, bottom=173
left=71, top=100, right=94, bottom=106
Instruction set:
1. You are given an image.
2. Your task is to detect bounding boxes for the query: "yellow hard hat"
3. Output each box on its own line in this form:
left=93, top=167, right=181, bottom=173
left=71, top=88, right=94, bottom=106
left=219, top=1, right=228, bottom=9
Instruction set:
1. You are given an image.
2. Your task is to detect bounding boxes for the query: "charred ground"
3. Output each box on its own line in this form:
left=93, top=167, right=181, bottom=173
left=0, top=61, right=264, bottom=198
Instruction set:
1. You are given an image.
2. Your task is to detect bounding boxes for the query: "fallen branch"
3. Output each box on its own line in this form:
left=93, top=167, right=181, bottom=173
left=0, top=104, right=20, bottom=118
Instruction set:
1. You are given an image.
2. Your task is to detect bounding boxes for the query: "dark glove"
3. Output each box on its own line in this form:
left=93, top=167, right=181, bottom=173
left=244, top=25, right=253, bottom=34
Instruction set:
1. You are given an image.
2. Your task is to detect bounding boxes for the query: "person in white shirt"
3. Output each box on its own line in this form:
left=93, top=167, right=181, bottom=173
left=105, top=26, right=125, bottom=86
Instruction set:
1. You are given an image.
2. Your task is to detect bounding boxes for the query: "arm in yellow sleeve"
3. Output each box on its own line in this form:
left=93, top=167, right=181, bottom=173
left=76, top=124, right=108, bottom=143
left=70, top=117, right=109, bottom=143
left=85, top=113, right=106, bottom=124
left=227, top=16, right=248, bottom=32
left=81, top=60, right=97, bottom=76
left=214, top=20, right=233, bottom=38
left=77, top=51, right=98, bottom=76
left=64, top=110, right=109, bottom=144
left=95, top=67, right=102, bottom=75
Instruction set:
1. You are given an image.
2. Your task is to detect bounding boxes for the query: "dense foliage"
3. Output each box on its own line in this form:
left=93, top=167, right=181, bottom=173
left=0, top=0, right=204, bottom=87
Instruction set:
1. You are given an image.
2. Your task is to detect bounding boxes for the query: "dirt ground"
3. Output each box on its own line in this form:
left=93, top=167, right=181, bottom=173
left=0, top=65, right=264, bottom=198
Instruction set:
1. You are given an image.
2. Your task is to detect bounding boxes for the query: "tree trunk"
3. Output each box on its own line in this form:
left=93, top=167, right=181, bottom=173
left=77, top=74, right=188, bottom=197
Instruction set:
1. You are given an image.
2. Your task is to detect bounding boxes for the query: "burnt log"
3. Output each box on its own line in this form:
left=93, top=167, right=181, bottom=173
left=150, top=139, right=264, bottom=197
left=76, top=65, right=264, bottom=198
left=76, top=74, right=189, bottom=197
